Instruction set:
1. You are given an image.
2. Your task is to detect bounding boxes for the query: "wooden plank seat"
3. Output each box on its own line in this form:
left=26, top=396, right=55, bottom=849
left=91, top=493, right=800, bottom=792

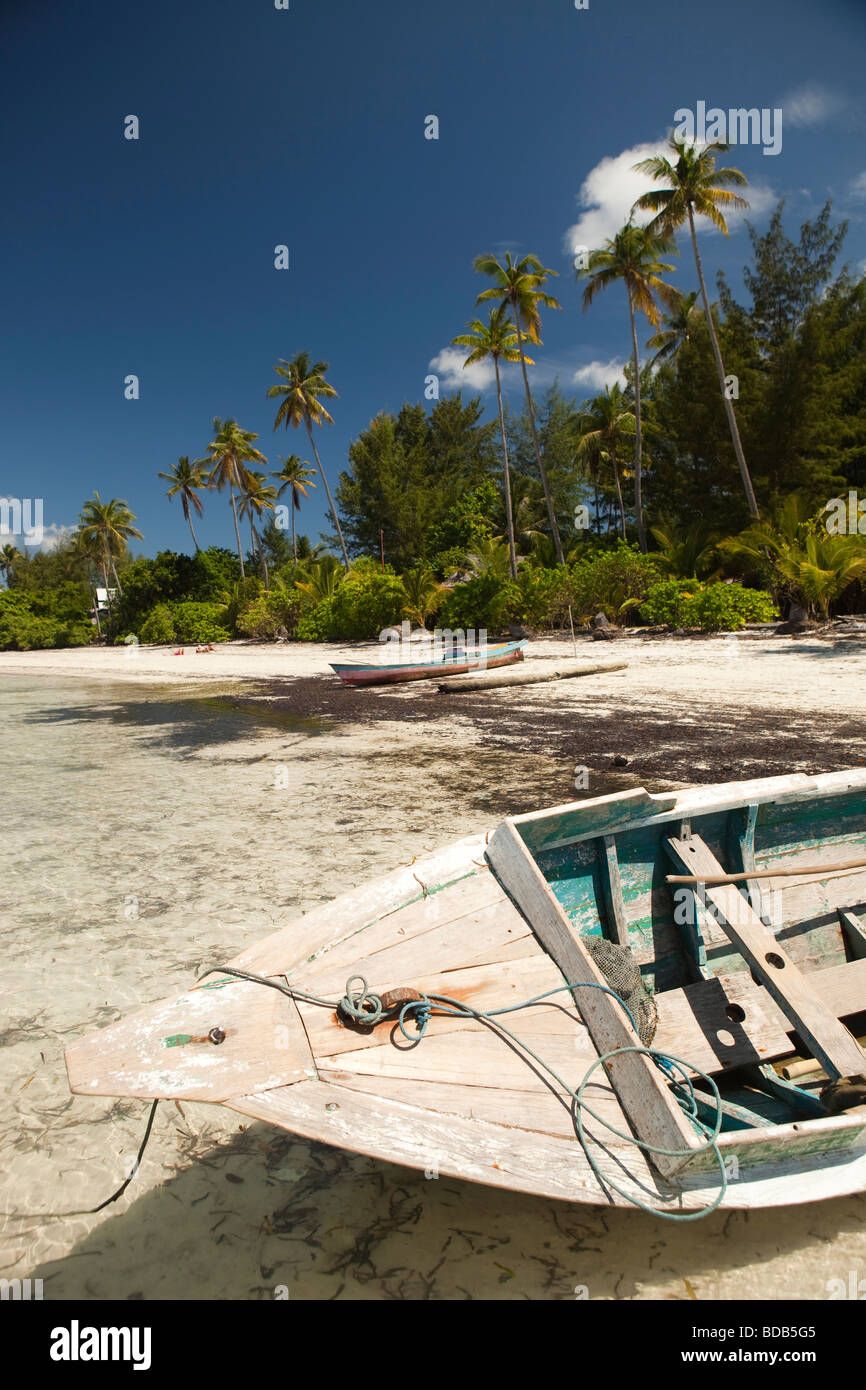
left=664, top=835, right=866, bottom=1082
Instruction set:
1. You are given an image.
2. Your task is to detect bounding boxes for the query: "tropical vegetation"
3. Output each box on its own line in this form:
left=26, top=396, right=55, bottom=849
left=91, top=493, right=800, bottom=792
left=5, top=170, right=866, bottom=649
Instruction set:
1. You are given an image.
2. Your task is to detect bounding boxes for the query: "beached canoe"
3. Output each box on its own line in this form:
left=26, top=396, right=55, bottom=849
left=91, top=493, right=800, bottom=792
left=66, top=769, right=866, bottom=1213
left=330, top=639, right=526, bottom=687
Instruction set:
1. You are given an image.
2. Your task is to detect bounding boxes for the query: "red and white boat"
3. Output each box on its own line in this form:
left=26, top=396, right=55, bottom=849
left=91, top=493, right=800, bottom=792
left=330, top=639, right=526, bottom=687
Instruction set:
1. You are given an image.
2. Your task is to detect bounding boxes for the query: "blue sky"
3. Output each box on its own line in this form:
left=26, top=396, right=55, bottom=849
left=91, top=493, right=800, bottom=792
left=3, top=0, right=866, bottom=557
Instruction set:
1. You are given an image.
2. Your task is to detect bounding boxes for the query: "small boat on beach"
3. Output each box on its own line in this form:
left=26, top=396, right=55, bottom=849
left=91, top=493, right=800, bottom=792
left=329, top=639, right=526, bottom=687
left=66, top=769, right=866, bottom=1213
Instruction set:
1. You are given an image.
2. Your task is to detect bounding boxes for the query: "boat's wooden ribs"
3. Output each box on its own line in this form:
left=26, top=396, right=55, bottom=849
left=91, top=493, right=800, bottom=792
left=487, top=819, right=703, bottom=1179
left=664, top=835, right=866, bottom=1081
left=596, top=834, right=630, bottom=948
left=840, top=909, right=866, bottom=961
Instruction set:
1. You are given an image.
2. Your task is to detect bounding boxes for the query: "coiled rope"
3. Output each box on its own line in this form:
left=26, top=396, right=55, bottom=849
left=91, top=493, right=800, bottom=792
left=198, top=965, right=727, bottom=1219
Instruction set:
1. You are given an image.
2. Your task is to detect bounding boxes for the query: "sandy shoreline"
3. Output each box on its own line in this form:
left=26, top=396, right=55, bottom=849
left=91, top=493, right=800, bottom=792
left=1, top=633, right=865, bottom=1300
left=1, top=628, right=864, bottom=715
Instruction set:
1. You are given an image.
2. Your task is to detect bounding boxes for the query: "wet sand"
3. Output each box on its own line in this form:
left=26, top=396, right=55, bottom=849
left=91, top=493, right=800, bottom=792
left=2, top=633, right=866, bottom=1300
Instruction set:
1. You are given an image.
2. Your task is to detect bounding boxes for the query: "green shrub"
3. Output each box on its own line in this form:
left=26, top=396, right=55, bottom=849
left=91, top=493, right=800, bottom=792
left=325, top=560, right=406, bottom=639
left=235, top=590, right=303, bottom=640
left=640, top=581, right=778, bottom=631
left=169, top=602, right=231, bottom=643
left=569, top=542, right=662, bottom=622
left=0, top=590, right=93, bottom=650
left=296, top=597, right=338, bottom=641
left=138, top=601, right=231, bottom=644
left=114, top=548, right=241, bottom=631
left=636, top=579, right=692, bottom=626
left=505, top=566, right=566, bottom=628
left=139, top=604, right=175, bottom=644
left=439, top=572, right=510, bottom=633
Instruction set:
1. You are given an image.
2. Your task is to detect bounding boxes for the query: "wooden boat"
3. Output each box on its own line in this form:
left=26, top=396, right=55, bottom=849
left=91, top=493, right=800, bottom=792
left=66, top=769, right=866, bottom=1212
left=330, top=639, right=526, bottom=687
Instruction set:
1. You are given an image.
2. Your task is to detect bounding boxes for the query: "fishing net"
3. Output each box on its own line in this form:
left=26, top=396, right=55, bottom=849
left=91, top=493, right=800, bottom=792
left=585, top=937, right=658, bottom=1045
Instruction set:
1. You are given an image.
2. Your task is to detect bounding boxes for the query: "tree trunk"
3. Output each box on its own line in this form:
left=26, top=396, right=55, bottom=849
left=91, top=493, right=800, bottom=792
left=291, top=496, right=297, bottom=562
left=306, top=420, right=350, bottom=569
left=88, top=574, right=102, bottom=639
left=688, top=204, right=760, bottom=519
left=100, top=552, right=116, bottom=635
left=109, top=553, right=124, bottom=597
left=255, top=523, right=269, bottom=590
left=628, top=285, right=647, bottom=552
left=184, top=498, right=200, bottom=552
left=610, top=445, right=626, bottom=540
left=494, top=357, right=518, bottom=579
left=229, top=484, right=246, bottom=579
left=511, top=303, right=565, bottom=564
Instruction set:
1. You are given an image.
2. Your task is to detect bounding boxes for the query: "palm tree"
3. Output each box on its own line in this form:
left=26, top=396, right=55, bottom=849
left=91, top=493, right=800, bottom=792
left=238, top=471, right=278, bottom=589
left=273, top=454, right=317, bottom=562
left=294, top=555, right=343, bottom=603
left=401, top=566, right=447, bottom=629
left=650, top=518, right=719, bottom=579
left=158, top=456, right=207, bottom=552
left=632, top=138, right=759, bottom=518
left=0, top=543, right=23, bottom=587
left=465, top=535, right=513, bottom=579
left=451, top=306, right=529, bottom=579
left=646, top=290, right=701, bottom=366
left=78, top=493, right=142, bottom=597
left=576, top=386, right=636, bottom=540
left=267, top=353, right=350, bottom=569
left=200, top=418, right=266, bottom=579
left=473, top=252, right=565, bottom=562
left=578, top=224, right=678, bottom=553
left=720, top=496, right=866, bottom=620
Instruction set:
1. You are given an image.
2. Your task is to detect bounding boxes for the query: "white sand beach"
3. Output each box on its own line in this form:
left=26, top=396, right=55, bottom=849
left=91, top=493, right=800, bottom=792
left=1, top=633, right=865, bottom=1301
left=0, top=630, right=863, bottom=716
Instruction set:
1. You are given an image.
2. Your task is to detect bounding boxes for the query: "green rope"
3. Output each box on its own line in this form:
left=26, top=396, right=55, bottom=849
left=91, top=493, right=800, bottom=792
left=197, top=966, right=727, bottom=1219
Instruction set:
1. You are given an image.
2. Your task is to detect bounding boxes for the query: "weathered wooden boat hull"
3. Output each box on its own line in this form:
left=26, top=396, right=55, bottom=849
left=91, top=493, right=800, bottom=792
left=330, top=640, right=525, bottom=686
left=66, top=770, right=866, bottom=1210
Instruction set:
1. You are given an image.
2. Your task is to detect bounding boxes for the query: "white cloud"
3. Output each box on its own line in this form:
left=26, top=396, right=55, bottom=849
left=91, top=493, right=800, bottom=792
left=564, top=140, right=774, bottom=256
left=850, top=172, right=866, bottom=201
left=428, top=346, right=495, bottom=392
left=781, top=84, right=842, bottom=127
left=34, top=523, right=77, bottom=553
left=564, top=141, right=667, bottom=256
left=572, top=358, right=626, bottom=393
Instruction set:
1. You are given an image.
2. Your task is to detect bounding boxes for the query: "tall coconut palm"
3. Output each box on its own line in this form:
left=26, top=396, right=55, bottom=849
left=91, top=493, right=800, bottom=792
left=200, top=418, right=266, bottom=579
left=646, top=290, right=701, bottom=366
left=473, top=252, right=565, bottom=562
left=158, top=456, right=207, bottom=552
left=578, top=224, right=678, bottom=553
left=451, top=306, right=529, bottom=579
left=267, top=353, right=350, bottom=568
left=238, top=471, right=278, bottom=589
left=272, top=454, right=317, bottom=562
left=77, top=493, right=142, bottom=597
left=632, top=139, right=759, bottom=518
left=0, top=543, right=23, bottom=587
left=576, top=386, right=636, bottom=540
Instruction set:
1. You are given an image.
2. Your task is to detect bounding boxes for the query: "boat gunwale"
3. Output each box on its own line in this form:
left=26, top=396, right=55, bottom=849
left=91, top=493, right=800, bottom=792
left=510, top=770, right=866, bottom=852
